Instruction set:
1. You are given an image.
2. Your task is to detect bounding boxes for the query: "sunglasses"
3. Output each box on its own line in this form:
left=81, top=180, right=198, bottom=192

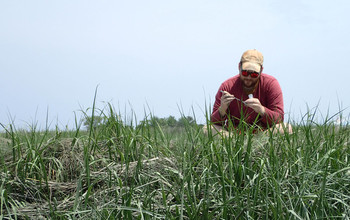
left=241, top=70, right=260, bottom=78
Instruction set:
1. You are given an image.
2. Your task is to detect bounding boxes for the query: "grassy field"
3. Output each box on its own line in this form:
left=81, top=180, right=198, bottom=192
left=0, top=106, right=349, bottom=219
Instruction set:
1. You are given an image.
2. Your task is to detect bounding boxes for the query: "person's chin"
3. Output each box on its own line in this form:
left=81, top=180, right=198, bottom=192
left=242, top=81, right=257, bottom=92
left=243, top=81, right=254, bottom=88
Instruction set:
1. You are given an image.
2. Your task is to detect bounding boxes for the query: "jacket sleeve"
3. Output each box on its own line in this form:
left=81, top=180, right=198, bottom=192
left=260, top=79, right=284, bottom=126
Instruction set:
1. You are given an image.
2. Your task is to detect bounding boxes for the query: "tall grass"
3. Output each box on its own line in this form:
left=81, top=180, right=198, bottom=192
left=0, top=103, right=349, bottom=219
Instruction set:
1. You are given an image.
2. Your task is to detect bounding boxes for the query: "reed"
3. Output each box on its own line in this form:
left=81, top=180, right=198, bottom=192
left=0, top=102, right=349, bottom=219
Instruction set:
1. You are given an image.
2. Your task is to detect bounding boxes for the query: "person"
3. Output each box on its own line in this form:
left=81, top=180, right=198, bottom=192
left=207, top=49, right=292, bottom=136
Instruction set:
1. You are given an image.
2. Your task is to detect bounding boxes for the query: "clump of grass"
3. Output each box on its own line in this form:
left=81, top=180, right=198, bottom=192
left=0, top=102, right=349, bottom=219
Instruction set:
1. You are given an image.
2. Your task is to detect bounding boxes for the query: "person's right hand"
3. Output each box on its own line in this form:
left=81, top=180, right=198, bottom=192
left=219, top=90, right=235, bottom=116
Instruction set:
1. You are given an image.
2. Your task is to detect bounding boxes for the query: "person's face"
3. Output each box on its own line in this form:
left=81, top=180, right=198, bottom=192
left=239, top=68, right=260, bottom=89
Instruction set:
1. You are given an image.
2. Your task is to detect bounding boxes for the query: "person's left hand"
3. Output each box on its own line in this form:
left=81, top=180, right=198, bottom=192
left=244, top=98, right=266, bottom=115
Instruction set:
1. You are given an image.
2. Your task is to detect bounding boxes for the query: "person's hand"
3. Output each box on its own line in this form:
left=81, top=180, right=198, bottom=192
left=219, top=90, right=235, bottom=117
left=244, top=98, right=266, bottom=115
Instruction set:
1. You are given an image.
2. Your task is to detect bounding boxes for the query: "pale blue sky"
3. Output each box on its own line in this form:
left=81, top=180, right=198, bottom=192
left=1, top=0, right=350, bottom=130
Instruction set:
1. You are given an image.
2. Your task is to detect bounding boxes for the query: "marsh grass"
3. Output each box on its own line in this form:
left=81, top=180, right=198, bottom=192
left=0, top=104, right=349, bottom=219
